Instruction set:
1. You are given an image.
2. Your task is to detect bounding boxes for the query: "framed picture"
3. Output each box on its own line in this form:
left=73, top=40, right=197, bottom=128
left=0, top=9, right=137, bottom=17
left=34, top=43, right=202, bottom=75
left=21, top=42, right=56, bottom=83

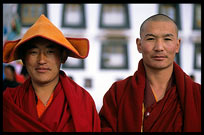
left=159, top=4, right=181, bottom=30
left=99, top=4, right=130, bottom=29
left=84, top=78, right=92, bottom=88
left=194, top=43, right=201, bottom=69
left=62, top=57, right=84, bottom=69
left=61, top=4, right=86, bottom=28
left=100, top=39, right=129, bottom=69
left=193, top=4, right=201, bottom=30
left=17, top=4, right=47, bottom=27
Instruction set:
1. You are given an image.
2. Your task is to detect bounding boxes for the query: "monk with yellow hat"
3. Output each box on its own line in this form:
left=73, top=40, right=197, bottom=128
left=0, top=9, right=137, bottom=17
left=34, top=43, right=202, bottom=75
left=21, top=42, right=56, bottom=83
left=3, top=14, right=101, bottom=132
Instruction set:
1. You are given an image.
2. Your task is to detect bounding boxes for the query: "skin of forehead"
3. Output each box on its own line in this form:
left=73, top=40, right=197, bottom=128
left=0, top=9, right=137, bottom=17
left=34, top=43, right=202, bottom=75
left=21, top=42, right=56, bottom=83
left=140, top=16, right=178, bottom=38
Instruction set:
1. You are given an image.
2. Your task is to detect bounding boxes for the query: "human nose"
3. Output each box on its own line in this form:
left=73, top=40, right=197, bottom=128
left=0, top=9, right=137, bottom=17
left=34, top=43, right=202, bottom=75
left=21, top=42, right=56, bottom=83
left=38, top=52, right=47, bottom=64
left=154, top=39, right=164, bottom=51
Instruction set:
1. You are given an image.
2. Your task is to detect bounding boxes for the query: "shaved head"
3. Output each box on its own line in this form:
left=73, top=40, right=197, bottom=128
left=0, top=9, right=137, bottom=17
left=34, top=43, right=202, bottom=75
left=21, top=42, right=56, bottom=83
left=140, top=14, right=178, bottom=38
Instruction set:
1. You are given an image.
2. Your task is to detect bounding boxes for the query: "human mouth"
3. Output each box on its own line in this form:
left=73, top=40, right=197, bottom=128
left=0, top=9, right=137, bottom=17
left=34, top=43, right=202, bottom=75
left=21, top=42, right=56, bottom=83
left=35, top=67, right=51, bottom=73
left=152, top=55, right=167, bottom=61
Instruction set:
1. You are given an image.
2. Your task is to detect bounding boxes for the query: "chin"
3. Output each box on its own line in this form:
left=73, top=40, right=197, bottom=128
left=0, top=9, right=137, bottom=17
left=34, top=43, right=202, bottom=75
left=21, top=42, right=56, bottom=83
left=150, top=63, right=173, bottom=70
left=36, top=79, right=51, bottom=84
left=32, top=76, right=52, bottom=84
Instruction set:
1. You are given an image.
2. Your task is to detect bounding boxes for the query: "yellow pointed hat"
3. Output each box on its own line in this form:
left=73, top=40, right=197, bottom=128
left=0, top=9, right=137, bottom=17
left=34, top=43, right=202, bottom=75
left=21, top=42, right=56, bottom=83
left=3, top=14, right=89, bottom=63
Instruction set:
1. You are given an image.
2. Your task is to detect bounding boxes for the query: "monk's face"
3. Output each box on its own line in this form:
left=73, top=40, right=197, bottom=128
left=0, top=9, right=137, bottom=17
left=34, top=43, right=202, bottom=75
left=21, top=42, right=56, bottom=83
left=24, top=40, right=62, bottom=86
left=136, top=20, right=180, bottom=70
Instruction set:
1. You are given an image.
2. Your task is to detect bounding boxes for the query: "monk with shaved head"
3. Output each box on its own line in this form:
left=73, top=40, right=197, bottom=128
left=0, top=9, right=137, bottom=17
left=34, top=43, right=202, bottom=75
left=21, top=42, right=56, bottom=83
left=99, top=14, right=201, bottom=132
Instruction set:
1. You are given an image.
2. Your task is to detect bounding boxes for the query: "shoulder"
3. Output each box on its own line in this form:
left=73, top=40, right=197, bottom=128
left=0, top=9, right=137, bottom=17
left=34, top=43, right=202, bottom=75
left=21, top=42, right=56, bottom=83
left=184, top=73, right=201, bottom=92
left=104, top=75, right=134, bottom=102
left=3, top=78, right=31, bottom=101
left=3, top=84, right=23, bottom=100
left=112, top=75, right=133, bottom=90
left=60, top=71, right=95, bottom=102
left=190, top=78, right=201, bottom=93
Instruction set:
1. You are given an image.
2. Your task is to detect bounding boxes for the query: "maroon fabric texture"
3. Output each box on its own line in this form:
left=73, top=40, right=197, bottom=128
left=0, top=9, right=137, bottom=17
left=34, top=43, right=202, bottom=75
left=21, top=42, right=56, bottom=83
left=99, top=59, right=201, bottom=132
left=3, top=71, right=101, bottom=132
left=143, top=84, right=183, bottom=132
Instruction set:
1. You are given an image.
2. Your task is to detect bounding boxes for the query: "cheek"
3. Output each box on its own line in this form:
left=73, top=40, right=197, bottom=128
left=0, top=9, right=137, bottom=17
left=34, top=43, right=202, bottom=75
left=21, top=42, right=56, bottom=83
left=166, top=45, right=178, bottom=54
left=50, top=56, right=61, bottom=68
left=141, top=44, right=152, bottom=54
left=25, top=56, right=35, bottom=66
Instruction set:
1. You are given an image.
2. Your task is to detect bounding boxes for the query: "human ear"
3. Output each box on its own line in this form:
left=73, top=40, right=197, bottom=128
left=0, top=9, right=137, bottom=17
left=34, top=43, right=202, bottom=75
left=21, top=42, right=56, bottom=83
left=176, top=38, right=181, bottom=53
left=60, top=50, right=69, bottom=64
left=136, top=38, right=142, bottom=53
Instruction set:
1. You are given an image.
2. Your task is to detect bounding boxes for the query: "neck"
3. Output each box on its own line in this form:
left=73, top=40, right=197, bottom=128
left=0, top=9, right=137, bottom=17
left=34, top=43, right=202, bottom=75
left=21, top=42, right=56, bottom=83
left=144, top=63, right=173, bottom=101
left=32, top=77, right=59, bottom=105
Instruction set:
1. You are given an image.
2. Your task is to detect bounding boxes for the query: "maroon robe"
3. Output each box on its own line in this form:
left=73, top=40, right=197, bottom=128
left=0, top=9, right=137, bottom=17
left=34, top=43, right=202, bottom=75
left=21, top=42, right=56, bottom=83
left=3, top=71, right=101, bottom=132
left=99, top=59, right=201, bottom=132
left=143, top=76, right=183, bottom=132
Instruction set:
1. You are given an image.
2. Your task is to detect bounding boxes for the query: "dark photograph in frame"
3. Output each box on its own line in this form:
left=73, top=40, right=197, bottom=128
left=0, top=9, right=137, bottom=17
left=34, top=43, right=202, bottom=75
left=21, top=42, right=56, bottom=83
left=61, top=4, right=86, bottom=28
left=17, top=4, right=47, bottom=27
left=84, top=78, right=92, bottom=88
left=193, top=43, right=201, bottom=69
left=99, top=4, right=130, bottom=29
left=62, top=57, right=84, bottom=69
left=193, top=4, right=201, bottom=30
left=100, top=39, right=129, bottom=69
left=159, top=4, right=181, bottom=30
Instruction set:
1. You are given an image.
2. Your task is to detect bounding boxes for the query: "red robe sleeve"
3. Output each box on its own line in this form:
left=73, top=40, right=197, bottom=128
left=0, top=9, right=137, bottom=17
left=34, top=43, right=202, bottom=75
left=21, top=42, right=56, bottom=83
left=99, top=75, right=145, bottom=132
left=3, top=84, right=52, bottom=132
left=173, top=64, right=201, bottom=132
left=99, top=82, right=118, bottom=132
left=60, top=72, right=101, bottom=132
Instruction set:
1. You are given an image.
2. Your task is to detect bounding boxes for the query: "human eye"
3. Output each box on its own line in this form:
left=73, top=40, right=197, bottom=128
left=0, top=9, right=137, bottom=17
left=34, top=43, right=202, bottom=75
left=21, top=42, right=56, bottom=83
left=28, top=49, right=38, bottom=55
left=146, top=37, right=155, bottom=40
left=164, top=34, right=174, bottom=41
left=164, top=38, right=172, bottom=41
left=47, top=49, right=55, bottom=54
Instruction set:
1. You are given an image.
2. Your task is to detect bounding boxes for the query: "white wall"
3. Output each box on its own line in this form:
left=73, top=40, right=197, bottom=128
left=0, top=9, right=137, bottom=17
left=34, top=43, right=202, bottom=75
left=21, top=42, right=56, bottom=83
left=9, top=4, right=201, bottom=112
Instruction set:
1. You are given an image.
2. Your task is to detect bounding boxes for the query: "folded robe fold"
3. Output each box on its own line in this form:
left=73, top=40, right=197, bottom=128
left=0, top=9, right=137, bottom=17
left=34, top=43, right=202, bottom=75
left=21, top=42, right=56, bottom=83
left=99, top=59, right=201, bottom=132
left=3, top=71, right=101, bottom=132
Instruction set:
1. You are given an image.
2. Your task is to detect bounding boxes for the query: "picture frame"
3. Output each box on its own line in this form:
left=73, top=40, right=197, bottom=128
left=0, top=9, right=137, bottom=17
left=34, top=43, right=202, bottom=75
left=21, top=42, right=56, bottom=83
left=193, top=43, right=201, bottom=69
left=100, top=39, right=129, bottom=69
left=62, top=57, right=84, bottom=69
left=84, top=78, right=92, bottom=88
left=159, top=4, right=181, bottom=30
left=99, top=4, right=130, bottom=29
left=61, top=4, right=86, bottom=28
left=17, top=4, right=47, bottom=27
left=193, top=4, right=201, bottom=30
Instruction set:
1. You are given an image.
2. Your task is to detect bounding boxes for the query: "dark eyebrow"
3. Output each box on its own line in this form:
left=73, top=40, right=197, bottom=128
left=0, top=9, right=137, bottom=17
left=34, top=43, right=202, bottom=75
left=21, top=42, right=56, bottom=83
left=145, top=34, right=156, bottom=37
left=144, top=33, right=174, bottom=37
left=47, top=45, right=55, bottom=48
left=46, top=43, right=59, bottom=49
left=163, top=34, right=174, bottom=37
left=27, top=44, right=37, bottom=49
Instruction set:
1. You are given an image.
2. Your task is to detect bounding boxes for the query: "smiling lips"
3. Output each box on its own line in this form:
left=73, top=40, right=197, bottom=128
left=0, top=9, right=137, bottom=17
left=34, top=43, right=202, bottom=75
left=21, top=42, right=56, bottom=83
left=35, top=68, right=51, bottom=73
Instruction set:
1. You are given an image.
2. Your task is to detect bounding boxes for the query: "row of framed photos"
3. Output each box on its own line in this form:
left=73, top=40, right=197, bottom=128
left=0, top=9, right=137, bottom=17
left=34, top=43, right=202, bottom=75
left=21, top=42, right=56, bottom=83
left=62, top=39, right=201, bottom=70
left=69, top=76, right=125, bottom=89
left=69, top=76, right=93, bottom=88
left=62, top=39, right=129, bottom=70
left=17, top=4, right=201, bottom=30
